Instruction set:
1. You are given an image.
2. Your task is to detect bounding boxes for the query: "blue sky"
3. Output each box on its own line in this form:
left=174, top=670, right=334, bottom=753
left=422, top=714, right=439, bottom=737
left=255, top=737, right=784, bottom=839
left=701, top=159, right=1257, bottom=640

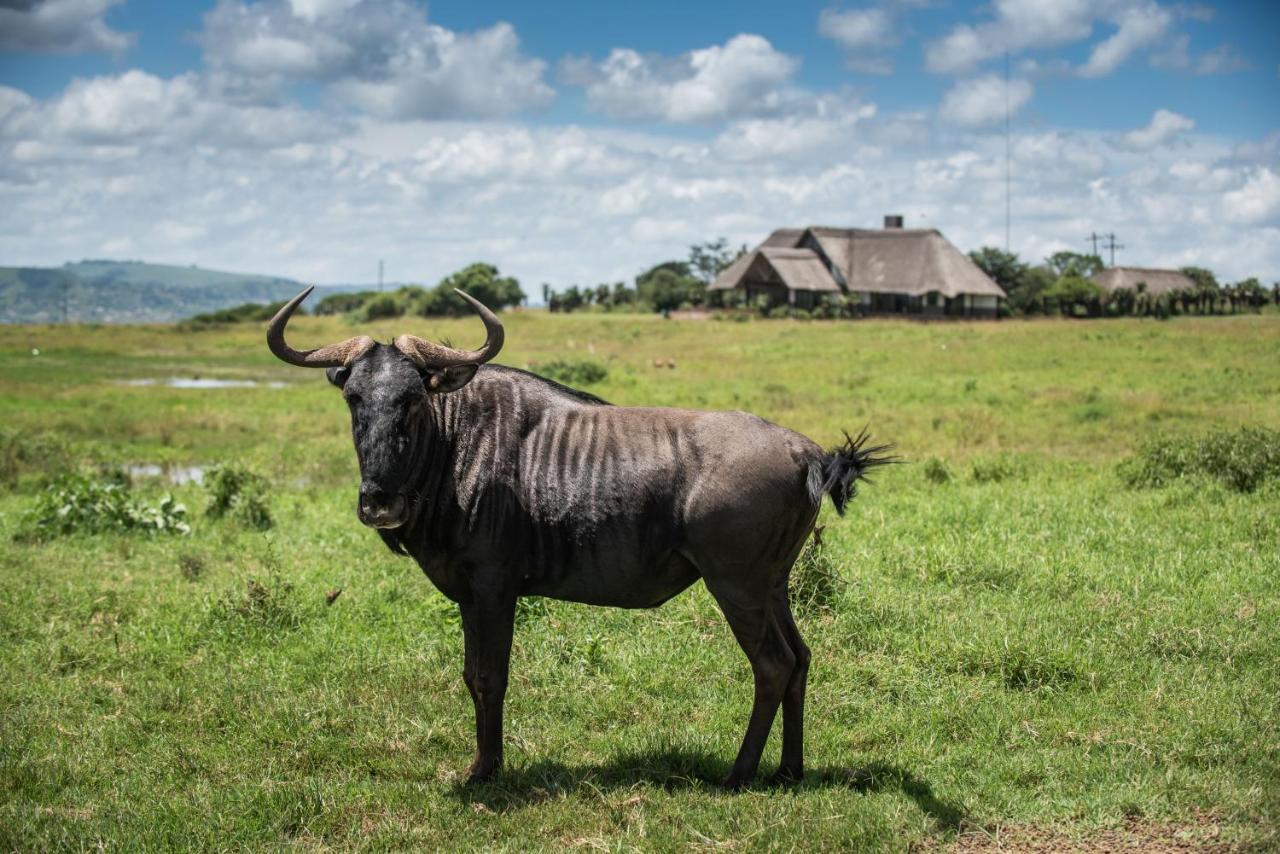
left=1, top=0, right=1278, bottom=285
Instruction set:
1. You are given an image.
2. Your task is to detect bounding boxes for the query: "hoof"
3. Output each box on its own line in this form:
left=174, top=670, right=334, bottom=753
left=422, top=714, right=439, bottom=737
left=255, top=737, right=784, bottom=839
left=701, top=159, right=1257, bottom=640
left=464, top=760, right=501, bottom=786
left=769, top=767, right=804, bottom=787
left=719, top=773, right=751, bottom=791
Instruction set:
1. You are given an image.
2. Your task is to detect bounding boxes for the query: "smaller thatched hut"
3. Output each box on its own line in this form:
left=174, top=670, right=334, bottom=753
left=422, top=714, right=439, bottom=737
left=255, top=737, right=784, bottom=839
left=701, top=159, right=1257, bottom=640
left=1090, top=267, right=1197, bottom=296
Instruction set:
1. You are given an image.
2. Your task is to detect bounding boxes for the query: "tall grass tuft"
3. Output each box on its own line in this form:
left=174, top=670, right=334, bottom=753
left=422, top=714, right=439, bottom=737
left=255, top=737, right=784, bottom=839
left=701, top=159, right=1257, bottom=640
left=204, top=464, right=273, bottom=530
left=0, top=428, right=75, bottom=490
left=1119, top=426, right=1280, bottom=492
left=789, top=526, right=842, bottom=616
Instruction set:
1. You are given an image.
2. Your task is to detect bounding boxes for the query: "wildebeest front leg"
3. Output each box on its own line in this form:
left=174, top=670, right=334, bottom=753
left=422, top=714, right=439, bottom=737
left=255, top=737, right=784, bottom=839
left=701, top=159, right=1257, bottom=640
left=459, top=595, right=515, bottom=784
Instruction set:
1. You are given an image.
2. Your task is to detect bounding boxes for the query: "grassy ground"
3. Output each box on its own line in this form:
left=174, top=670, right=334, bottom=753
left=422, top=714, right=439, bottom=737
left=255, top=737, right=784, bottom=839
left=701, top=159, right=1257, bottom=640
left=1, top=311, right=1278, bottom=850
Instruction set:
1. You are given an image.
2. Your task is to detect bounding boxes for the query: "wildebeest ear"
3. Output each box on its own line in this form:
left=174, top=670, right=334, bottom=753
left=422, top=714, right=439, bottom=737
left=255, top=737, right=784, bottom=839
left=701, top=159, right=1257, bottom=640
left=423, top=364, right=478, bottom=393
left=325, top=366, right=350, bottom=388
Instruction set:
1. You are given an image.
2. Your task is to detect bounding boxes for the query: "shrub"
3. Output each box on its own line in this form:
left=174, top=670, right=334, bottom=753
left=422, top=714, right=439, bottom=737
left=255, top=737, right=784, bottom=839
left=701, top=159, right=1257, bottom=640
left=1119, top=427, right=1280, bottom=493
left=922, top=457, right=953, bottom=484
left=790, top=526, right=842, bottom=616
left=204, top=465, right=273, bottom=530
left=210, top=574, right=302, bottom=632
left=534, top=358, right=608, bottom=386
left=970, top=454, right=1025, bottom=484
left=16, top=474, right=189, bottom=541
left=0, top=428, right=75, bottom=490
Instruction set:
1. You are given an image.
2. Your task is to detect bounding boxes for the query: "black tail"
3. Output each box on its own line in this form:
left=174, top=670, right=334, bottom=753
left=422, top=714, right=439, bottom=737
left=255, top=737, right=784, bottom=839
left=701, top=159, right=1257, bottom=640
left=808, top=428, right=897, bottom=516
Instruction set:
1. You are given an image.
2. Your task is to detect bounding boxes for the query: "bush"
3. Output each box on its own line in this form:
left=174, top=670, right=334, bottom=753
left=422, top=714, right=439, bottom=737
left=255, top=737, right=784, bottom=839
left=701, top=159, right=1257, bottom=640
left=209, top=574, right=302, bottom=632
left=534, top=359, right=608, bottom=386
left=16, top=474, right=189, bottom=541
left=180, top=300, right=287, bottom=328
left=1119, top=427, right=1280, bottom=493
left=922, top=457, right=953, bottom=484
left=790, top=526, right=842, bottom=616
left=0, top=428, right=75, bottom=490
left=970, top=454, right=1025, bottom=483
left=204, top=465, right=273, bottom=530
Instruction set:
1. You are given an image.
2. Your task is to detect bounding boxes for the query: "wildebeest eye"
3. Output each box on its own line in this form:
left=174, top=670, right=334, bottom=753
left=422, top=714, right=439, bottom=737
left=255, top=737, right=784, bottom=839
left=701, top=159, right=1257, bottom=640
left=326, top=366, right=350, bottom=388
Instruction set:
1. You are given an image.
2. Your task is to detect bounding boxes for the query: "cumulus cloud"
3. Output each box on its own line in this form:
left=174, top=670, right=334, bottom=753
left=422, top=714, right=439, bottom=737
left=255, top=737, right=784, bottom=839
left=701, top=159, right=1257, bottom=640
left=925, top=0, right=1180, bottom=77
left=0, top=0, right=133, bottom=53
left=1078, top=3, right=1171, bottom=77
left=938, top=75, right=1032, bottom=127
left=818, top=7, right=892, bottom=49
left=1222, top=168, right=1280, bottom=225
left=198, top=0, right=553, bottom=118
left=1124, top=109, right=1194, bottom=149
left=560, top=34, right=799, bottom=124
left=817, top=6, right=897, bottom=72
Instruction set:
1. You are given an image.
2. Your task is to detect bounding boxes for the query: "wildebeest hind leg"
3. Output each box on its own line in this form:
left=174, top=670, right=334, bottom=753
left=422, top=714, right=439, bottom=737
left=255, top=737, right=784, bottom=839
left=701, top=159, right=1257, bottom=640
left=703, top=575, right=796, bottom=789
left=771, top=588, right=810, bottom=784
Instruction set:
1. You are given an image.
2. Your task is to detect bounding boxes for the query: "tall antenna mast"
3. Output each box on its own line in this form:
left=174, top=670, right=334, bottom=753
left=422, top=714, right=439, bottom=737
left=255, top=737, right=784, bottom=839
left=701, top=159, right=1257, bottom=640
left=1004, top=49, right=1011, bottom=254
left=378, top=259, right=384, bottom=292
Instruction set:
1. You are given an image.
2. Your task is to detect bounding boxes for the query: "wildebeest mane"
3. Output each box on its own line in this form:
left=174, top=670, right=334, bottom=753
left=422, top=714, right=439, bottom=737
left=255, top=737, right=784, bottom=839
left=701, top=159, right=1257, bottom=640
left=485, top=364, right=611, bottom=406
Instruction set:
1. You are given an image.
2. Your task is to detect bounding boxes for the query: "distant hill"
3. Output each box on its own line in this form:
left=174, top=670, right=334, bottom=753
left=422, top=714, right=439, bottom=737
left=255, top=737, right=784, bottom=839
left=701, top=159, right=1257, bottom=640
left=0, top=260, right=354, bottom=324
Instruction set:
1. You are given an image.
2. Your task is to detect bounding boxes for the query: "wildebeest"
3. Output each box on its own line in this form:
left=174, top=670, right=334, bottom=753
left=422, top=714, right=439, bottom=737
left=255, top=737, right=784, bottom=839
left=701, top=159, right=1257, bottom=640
left=266, top=288, right=891, bottom=788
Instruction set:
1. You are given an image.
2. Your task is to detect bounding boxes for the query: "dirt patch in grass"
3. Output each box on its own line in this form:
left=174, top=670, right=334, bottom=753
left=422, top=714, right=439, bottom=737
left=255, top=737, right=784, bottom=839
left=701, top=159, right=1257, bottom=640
left=944, top=813, right=1243, bottom=853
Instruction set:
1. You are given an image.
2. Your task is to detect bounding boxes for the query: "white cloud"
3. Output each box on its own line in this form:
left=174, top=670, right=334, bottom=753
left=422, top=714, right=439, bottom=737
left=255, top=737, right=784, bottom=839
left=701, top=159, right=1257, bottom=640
left=818, top=5, right=899, bottom=73
left=1222, top=169, right=1280, bottom=225
left=926, top=0, right=1182, bottom=77
left=1124, top=109, right=1194, bottom=149
left=818, top=6, right=893, bottom=49
left=198, top=0, right=553, bottom=118
left=938, top=75, right=1032, bottom=127
left=1078, top=3, right=1171, bottom=77
left=0, top=0, right=132, bottom=53
left=561, top=34, right=799, bottom=124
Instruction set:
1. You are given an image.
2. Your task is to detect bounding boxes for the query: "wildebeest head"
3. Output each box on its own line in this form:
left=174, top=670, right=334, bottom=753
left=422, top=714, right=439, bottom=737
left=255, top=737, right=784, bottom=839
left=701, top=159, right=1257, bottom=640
left=267, top=287, right=504, bottom=529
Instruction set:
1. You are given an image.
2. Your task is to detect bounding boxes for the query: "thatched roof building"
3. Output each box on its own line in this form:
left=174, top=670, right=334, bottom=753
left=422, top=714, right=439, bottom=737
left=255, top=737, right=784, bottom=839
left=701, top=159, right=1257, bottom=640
left=1091, top=267, right=1196, bottom=296
left=711, top=217, right=1005, bottom=317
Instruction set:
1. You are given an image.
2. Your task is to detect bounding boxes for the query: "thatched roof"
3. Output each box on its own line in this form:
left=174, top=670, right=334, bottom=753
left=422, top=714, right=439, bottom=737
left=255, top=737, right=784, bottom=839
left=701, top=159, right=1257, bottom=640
left=1091, top=267, right=1196, bottom=296
left=712, top=225, right=1006, bottom=299
left=710, top=247, right=841, bottom=293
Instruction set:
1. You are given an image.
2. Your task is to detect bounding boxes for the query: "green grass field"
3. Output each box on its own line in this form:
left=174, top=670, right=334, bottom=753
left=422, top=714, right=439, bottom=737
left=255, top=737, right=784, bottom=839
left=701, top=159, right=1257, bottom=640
left=2, top=312, right=1278, bottom=850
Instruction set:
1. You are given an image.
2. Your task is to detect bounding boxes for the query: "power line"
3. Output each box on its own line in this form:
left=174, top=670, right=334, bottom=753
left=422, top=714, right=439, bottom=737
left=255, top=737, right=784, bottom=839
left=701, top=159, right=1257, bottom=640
left=1085, top=232, right=1101, bottom=258
left=1102, top=233, right=1125, bottom=267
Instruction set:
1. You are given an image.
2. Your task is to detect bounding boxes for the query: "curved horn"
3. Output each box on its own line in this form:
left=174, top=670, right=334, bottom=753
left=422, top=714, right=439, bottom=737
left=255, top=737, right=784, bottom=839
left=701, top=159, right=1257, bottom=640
left=393, top=289, right=505, bottom=368
left=266, top=286, right=374, bottom=368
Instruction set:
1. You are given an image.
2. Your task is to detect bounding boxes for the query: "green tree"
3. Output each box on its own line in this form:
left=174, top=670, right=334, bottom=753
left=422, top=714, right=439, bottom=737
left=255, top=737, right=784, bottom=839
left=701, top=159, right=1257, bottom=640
left=1046, top=251, right=1104, bottom=279
left=969, top=247, right=1027, bottom=305
left=636, top=261, right=704, bottom=312
left=1046, top=274, right=1104, bottom=317
left=1009, top=265, right=1055, bottom=315
left=1180, top=266, right=1220, bottom=314
left=434, top=263, right=524, bottom=315
left=688, top=238, right=746, bottom=285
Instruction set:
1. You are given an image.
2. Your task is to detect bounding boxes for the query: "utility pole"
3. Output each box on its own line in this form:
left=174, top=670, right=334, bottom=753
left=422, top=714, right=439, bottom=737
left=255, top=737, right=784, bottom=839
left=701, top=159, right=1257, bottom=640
left=378, top=259, right=384, bottom=292
left=1103, top=233, right=1124, bottom=267
left=1086, top=232, right=1101, bottom=258
left=1004, top=49, right=1011, bottom=254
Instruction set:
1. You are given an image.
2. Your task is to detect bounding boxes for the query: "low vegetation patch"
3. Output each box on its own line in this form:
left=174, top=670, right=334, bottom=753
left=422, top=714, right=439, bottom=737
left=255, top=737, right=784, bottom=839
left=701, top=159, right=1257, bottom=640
left=969, top=453, right=1026, bottom=483
left=789, top=526, right=842, bottom=615
left=208, top=573, right=303, bottom=633
left=0, top=428, right=75, bottom=490
left=922, top=456, right=953, bottom=484
left=532, top=358, right=609, bottom=386
left=15, top=473, right=189, bottom=541
left=203, top=464, right=273, bottom=530
left=1119, top=426, right=1280, bottom=492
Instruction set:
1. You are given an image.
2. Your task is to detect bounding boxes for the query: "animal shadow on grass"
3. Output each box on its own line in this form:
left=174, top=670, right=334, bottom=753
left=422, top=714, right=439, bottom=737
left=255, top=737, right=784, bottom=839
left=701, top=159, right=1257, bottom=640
left=455, top=749, right=965, bottom=829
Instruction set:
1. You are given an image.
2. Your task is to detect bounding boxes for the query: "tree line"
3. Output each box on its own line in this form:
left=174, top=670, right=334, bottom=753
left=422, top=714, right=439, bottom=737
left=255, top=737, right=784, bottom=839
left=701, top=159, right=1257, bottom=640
left=968, top=248, right=1278, bottom=318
